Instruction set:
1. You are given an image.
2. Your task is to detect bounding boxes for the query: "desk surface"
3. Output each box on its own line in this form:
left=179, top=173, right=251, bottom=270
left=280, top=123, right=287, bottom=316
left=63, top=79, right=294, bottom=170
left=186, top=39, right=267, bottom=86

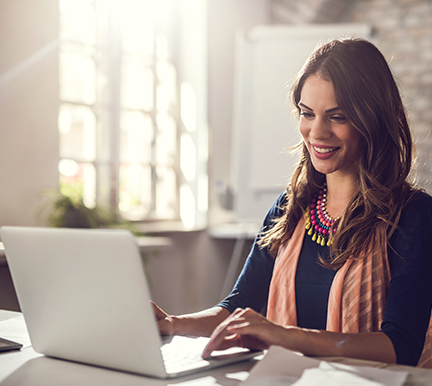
left=1, top=310, right=432, bottom=386
left=0, top=311, right=256, bottom=386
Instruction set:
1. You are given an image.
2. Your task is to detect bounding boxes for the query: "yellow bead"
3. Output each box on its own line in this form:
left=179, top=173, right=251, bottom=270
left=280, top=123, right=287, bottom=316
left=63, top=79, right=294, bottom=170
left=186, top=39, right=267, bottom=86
left=321, top=238, right=326, bottom=247
left=308, top=228, right=313, bottom=236
left=317, top=235, right=321, bottom=244
left=312, top=232, right=317, bottom=242
left=305, top=222, right=311, bottom=230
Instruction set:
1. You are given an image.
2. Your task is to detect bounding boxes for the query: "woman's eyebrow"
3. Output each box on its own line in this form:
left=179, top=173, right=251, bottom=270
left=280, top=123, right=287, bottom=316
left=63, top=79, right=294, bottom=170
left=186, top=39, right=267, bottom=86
left=325, top=106, right=342, bottom=113
left=298, top=102, right=341, bottom=114
left=298, top=102, right=312, bottom=110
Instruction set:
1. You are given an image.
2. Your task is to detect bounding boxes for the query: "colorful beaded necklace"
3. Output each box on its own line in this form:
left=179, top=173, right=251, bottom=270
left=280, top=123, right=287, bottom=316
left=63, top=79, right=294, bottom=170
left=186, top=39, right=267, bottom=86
left=305, top=184, right=338, bottom=247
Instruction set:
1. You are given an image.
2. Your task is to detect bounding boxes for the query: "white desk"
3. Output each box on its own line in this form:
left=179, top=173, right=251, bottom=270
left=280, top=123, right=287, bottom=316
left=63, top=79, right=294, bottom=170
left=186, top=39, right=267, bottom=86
left=1, top=310, right=432, bottom=386
left=0, top=310, right=256, bottom=386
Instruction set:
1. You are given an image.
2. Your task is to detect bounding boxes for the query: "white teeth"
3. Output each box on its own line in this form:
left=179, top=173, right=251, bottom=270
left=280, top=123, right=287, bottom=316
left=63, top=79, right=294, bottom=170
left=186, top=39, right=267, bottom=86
left=314, top=146, right=337, bottom=154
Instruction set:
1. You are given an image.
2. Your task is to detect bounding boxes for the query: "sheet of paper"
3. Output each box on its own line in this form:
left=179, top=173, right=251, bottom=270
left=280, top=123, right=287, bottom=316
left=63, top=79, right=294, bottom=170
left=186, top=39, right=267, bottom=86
left=0, top=314, right=32, bottom=348
left=242, top=346, right=408, bottom=386
left=293, top=361, right=408, bottom=386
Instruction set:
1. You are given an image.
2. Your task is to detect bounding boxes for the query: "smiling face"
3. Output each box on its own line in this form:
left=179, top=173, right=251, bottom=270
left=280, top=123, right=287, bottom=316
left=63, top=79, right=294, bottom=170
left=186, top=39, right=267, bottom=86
left=298, top=73, right=363, bottom=179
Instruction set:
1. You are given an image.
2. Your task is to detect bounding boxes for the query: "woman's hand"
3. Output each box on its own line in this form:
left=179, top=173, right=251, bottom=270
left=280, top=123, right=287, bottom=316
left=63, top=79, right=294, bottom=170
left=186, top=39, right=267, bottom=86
left=200, top=307, right=398, bottom=365
left=202, top=308, right=287, bottom=358
left=151, top=301, right=175, bottom=335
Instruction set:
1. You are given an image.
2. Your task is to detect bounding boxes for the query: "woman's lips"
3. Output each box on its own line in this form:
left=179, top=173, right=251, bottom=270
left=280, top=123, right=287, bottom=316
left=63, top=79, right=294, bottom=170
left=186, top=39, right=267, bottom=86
left=311, top=145, right=340, bottom=159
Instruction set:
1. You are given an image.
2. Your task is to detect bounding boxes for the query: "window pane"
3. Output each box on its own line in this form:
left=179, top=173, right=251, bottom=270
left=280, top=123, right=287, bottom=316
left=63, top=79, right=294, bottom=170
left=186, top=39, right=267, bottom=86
left=156, top=36, right=169, bottom=60
left=59, top=104, right=96, bottom=161
left=156, top=166, right=177, bottom=219
left=156, top=112, right=176, bottom=165
left=59, top=51, right=96, bottom=104
left=58, top=0, right=182, bottom=222
left=121, top=58, right=154, bottom=110
left=119, top=163, right=151, bottom=217
left=180, top=133, right=196, bottom=182
left=120, top=111, right=153, bottom=163
left=180, top=82, right=197, bottom=132
left=59, top=0, right=96, bottom=45
left=59, top=161, right=96, bottom=208
left=121, top=10, right=154, bottom=56
left=156, top=60, right=176, bottom=112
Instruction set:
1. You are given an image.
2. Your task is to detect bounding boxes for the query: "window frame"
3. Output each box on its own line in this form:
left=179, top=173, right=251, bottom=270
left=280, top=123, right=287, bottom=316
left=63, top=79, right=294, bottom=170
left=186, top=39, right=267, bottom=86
left=58, top=0, right=186, bottom=224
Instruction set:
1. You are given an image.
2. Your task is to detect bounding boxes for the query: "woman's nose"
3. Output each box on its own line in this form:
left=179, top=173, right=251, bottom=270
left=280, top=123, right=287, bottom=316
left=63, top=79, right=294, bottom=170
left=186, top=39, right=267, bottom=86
left=310, top=117, right=331, bottom=139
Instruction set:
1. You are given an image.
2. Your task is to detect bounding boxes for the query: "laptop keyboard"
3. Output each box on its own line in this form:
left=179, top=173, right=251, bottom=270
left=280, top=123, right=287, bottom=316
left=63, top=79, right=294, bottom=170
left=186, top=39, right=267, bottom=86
left=160, top=336, right=210, bottom=374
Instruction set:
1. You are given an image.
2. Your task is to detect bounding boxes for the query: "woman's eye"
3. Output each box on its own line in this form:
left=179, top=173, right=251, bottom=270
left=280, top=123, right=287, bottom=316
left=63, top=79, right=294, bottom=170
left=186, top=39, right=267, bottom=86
left=300, top=111, right=314, bottom=119
left=331, top=115, right=347, bottom=123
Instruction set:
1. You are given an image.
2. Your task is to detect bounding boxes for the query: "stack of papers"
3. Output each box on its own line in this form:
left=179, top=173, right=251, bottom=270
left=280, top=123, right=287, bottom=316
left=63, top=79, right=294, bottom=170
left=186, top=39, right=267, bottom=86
left=242, top=346, right=408, bottom=386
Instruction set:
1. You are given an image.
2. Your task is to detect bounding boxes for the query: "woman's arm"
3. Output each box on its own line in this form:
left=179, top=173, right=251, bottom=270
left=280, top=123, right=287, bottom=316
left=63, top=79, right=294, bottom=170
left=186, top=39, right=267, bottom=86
left=202, top=307, right=397, bottom=364
left=381, top=190, right=432, bottom=365
left=152, top=192, right=287, bottom=338
left=152, top=301, right=230, bottom=337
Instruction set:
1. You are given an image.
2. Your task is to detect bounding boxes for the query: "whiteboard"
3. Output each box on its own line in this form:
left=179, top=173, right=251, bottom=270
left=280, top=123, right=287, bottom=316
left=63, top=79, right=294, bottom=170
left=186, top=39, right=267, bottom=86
left=230, top=24, right=371, bottom=223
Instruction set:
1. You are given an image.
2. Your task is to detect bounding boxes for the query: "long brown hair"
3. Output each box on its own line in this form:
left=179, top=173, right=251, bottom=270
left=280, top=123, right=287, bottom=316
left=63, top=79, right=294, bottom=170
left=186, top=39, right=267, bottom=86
left=259, top=38, right=416, bottom=268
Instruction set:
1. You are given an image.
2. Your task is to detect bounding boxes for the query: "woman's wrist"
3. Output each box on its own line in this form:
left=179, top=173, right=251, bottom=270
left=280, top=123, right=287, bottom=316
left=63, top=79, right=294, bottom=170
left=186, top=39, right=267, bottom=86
left=171, top=307, right=231, bottom=337
left=277, top=326, right=342, bottom=357
left=171, top=315, right=188, bottom=336
left=278, top=325, right=305, bottom=353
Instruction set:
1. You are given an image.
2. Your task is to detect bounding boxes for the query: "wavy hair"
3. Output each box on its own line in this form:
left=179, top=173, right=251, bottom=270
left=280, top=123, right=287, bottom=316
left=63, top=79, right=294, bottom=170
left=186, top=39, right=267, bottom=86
left=259, top=37, right=416, bottom=268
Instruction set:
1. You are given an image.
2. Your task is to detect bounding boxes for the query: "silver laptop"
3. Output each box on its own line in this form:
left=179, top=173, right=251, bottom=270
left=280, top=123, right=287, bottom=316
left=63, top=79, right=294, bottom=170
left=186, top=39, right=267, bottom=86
left=1, top=226, right=259, bottom=379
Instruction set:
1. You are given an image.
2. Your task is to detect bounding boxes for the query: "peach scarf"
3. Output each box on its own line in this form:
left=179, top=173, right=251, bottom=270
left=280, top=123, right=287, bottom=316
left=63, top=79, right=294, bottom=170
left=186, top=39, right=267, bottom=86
left=266, top=215, right=432, bottom=368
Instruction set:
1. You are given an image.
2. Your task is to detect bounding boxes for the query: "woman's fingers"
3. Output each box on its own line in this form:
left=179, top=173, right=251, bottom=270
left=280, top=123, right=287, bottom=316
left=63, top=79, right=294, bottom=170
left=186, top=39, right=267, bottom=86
left=150, top=301, right=175, bottom=335
left=202, top=308, right=269, bottom=358
left=151, top=301, right=167, bottom=320
left=202, top=311, right=243, bottom=357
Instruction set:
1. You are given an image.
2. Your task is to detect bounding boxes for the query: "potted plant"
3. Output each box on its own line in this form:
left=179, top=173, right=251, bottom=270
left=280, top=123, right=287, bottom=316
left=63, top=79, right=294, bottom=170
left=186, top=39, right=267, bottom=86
left=42, top=183, right=137, bottom=233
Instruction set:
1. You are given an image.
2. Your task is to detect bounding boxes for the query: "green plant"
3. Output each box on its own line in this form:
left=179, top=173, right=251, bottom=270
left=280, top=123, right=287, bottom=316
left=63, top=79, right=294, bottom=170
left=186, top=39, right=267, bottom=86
left=41, top=184, right=151, bottom=277
left=42, top=184, right=139, bottom=234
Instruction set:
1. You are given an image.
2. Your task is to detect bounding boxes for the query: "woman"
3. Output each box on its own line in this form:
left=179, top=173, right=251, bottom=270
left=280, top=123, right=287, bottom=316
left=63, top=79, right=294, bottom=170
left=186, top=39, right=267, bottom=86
left=153, top=37, right=432, bottom=368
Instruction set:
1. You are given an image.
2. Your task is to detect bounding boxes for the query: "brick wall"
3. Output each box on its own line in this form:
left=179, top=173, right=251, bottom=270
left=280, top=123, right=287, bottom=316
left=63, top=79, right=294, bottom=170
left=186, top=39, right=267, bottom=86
left=272, top=0, right=432, bottom=191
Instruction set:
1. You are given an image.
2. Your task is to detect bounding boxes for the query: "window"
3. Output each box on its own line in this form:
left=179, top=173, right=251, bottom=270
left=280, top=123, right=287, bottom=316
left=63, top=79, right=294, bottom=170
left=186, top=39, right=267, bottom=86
left=58, top=0, right=184, bottom=223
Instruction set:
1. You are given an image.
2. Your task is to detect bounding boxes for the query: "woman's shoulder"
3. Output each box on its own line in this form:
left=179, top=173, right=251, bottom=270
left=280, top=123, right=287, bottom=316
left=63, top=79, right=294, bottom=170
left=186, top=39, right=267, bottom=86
left=392, top=187, right=432, bottom=248
left=402, top=188, right=432, bottom=214
left=274, top=191, right=289, bottom=213
left=262, top=191, right=288, bottom=224
left=389, top=188, right=432, bottom=276
left=276, top=190, right=289, bottom=206
left=388, top=188, right=432, bottom=244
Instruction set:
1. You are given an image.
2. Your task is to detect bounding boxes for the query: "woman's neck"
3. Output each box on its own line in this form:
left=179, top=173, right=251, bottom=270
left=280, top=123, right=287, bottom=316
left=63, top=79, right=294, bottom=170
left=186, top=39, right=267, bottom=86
left=324, top=174, right=358, bottom=220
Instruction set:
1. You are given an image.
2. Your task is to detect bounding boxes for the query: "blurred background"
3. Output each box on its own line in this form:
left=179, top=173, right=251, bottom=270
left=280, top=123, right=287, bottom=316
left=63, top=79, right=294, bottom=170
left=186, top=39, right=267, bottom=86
left=1, top=0, right=431, bottom=314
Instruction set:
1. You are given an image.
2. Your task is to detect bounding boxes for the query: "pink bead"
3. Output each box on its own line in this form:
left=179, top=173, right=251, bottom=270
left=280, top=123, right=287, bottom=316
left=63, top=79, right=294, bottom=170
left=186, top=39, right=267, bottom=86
left=322, top=229, right=328, bottom=235
left=314, top=224, right=319, bottom=231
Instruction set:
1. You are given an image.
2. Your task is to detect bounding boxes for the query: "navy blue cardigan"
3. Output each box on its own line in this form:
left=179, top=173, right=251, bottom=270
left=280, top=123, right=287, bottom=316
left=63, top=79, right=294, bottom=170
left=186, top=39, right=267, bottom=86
left=218, top=190, right=432, bottom=366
